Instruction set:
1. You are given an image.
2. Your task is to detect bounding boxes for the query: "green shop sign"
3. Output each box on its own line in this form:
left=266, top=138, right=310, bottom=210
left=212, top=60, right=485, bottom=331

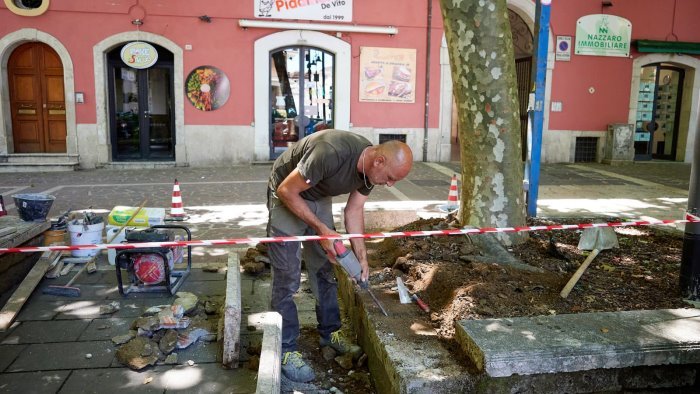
left=575, top=14, right=631, bottom=57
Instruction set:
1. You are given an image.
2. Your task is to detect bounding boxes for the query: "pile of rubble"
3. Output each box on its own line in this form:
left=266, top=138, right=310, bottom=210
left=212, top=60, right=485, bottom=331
left=109, top=292, right=221, bottom=370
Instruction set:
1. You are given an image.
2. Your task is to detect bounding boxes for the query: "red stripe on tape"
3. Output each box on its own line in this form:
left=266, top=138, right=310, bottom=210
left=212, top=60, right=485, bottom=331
left=0, top=216, right=697, bottom=254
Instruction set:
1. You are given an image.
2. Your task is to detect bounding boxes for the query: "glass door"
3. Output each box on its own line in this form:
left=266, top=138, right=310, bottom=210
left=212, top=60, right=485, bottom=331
left=107, top=44, right=174, bottom=161
left=634, top=64, right=684, bottom=161
left=269, top=46, right=334, bottom=159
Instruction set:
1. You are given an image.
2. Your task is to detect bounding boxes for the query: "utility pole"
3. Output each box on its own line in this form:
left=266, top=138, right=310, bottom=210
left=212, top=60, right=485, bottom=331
left=681, top=134, right=700, bottom=298
left=526, top=0, right=551, bottom=217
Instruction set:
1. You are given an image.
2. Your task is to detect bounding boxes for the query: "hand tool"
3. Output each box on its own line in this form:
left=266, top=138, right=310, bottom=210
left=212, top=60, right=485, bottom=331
left=411, top=293, right=430, bottom=313
left=560, top=227, right=619, bottom=298
left=43, top=263, right=88, bottom=297
left=333, top=240, right=388, bottom=316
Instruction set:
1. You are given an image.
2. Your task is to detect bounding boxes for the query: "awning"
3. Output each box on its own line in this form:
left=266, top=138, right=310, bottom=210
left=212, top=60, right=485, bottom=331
left=635, top=40, right=700, bottom=55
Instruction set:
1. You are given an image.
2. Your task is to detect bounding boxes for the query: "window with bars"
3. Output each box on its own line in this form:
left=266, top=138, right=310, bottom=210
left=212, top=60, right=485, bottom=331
left=574, top=137, right=598, bottom=162
left=379, top=134, right=406, bottom=144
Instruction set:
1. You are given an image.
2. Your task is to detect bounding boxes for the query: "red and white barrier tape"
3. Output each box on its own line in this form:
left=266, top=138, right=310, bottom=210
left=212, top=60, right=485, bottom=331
left=1, top=214, right=699, bottom=255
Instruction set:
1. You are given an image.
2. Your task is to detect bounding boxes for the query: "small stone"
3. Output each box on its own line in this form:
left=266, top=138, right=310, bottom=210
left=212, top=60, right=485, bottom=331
left=143, top=377, right=153, bottom=384
left=85, top=353, right=92, bottom=359
left=99, top=301, right=121, bottom=315
left=97, top=324, right=110, bottom=330
left=334, top=353, right=353, bottom=370
left=321, top=346, right=337, bottom=361
left=356, top=353, right=368, bottom=368
left=142, top=305, right=170, bottom=316
left=164, top=353, right=178, bottom=365
left=173, top=292, right=198, bottom=314
left=159, top=329, right=178, bottom=354
left=112, top=334, right=135, bottom=345
left=204, top=301, right=218, bottom=315
left=187, top=360, right=195, bottom=366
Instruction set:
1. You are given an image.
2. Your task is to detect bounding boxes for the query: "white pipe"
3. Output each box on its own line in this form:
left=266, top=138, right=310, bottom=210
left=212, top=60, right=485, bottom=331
left=238, top=19, right=398, bottom=35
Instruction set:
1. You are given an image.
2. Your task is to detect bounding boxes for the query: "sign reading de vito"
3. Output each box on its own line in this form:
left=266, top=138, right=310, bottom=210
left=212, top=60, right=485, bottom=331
left=575, top=14, right=631, bottom=57
left=120, top=42, right=158, bottom=69
left=255, top=0, right=353, bottom=22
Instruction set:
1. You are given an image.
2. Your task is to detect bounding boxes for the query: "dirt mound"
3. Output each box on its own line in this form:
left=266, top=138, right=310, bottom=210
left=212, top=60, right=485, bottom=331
left=367, top=217, right=689, bottom=339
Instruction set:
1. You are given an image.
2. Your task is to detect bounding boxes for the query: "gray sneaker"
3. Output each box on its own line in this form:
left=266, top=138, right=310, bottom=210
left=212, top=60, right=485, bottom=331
left=319, top=330, right=361, bottom=356
left=281, top=351, right=315, bottom=383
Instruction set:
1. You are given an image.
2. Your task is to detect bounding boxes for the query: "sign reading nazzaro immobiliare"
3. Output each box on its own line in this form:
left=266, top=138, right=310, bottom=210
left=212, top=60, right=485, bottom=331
left=575, top=14, right=631, bottom=57
left=255, top=0, right=353, bottom=22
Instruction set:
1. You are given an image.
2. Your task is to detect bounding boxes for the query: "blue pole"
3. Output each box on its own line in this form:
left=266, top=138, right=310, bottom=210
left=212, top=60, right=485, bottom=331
left=526, top=0, right=551, bottom=217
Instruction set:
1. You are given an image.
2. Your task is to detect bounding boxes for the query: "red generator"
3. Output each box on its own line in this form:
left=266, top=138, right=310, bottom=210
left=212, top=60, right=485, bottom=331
left=115, top=224, right=191, bottom=295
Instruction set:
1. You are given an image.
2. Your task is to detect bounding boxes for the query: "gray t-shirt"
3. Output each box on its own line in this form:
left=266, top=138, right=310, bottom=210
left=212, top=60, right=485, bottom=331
left=269, top=130, right=373, bottom=201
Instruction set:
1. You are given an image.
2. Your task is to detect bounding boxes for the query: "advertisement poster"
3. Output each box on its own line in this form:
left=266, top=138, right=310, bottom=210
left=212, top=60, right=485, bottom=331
left=575, top=14, right=631, bottom=57
left=359, top=47, right=416, bottom=104
left=185, top=66, right=231, bottom=111
left=255, top=0, right=352, bottom=22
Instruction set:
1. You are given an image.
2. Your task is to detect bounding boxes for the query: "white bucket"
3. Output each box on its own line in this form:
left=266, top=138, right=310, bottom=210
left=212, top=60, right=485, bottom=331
left=105, top=225, right=134, bottom=265
left=68, top=220, right=105, bottom=257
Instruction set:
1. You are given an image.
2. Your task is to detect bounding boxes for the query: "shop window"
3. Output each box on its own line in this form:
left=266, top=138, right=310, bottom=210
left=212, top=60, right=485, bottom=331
left=574, top=137, right=597, bottom=163
left=4, top=0, right=49, bottom=15
left=379, top=134, right=406, bottom=144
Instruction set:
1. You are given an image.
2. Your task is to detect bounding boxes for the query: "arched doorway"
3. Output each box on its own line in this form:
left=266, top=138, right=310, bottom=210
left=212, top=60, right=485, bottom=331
left=8, top=42, right=66, bottom=153
left=106, top=43, right=175, bottom=161
left=629, top=54, right=700, bottom=164
left=254, top=30, right=350, bottom=161
left=269, top=46, right=335, bottom=159
left=633, top=63, right=686, bottom=161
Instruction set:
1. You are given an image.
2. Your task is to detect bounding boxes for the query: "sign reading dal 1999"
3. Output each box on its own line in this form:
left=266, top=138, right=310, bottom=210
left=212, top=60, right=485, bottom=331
left=255, top=0, right=353, bottom=22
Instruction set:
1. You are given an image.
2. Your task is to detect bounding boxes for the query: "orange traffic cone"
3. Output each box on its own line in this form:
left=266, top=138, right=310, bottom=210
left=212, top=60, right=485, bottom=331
left=168, top=179, right=186, bottom=221
left=439, top=174, right=459, bottom=213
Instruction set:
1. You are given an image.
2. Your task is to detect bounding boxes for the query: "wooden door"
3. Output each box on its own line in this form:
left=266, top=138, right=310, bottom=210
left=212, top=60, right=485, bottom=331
left=8, top=43, right=66, bottom=153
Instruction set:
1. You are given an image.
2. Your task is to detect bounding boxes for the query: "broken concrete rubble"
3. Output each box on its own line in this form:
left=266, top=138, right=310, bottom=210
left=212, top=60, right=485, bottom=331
left=114, top=294, right=224, bottom=371
left=173, top=291, right=198, bottom=313
left=99, top=301, right=121, bottom=315
left=116, top=336, right=161, bottom=370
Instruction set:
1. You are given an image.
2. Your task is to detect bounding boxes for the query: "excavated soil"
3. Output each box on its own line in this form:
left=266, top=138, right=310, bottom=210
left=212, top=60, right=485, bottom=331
left=367, top=216, right=689, bottom=342
left=250, top=216, right=690, bottom=393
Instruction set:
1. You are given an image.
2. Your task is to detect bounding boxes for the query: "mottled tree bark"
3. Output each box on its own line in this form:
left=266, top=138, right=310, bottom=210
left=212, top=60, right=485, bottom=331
left=440, top=0, right=526, bottom=245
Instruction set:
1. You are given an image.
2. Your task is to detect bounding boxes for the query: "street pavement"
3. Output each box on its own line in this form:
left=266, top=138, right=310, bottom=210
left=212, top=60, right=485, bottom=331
left=0, top=160, right=693, bottom=392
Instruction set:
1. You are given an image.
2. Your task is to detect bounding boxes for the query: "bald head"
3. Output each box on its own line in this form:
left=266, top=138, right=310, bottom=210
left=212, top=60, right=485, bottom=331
left=362, top=140, right=413, bottom=187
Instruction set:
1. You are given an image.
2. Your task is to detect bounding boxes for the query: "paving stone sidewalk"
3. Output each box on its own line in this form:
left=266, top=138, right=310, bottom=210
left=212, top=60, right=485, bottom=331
left=0, top=161, right=693, bottom=392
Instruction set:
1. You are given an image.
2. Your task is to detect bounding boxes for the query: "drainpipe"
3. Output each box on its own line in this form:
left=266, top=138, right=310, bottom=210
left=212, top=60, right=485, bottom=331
left=680, top=136, right=700, bottom=299
left=422, top=0, right=432, bottom=162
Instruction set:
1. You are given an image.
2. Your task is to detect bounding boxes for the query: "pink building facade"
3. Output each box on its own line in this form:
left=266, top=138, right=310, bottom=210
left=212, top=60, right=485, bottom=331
left=0, top=0, right=697, bottom=170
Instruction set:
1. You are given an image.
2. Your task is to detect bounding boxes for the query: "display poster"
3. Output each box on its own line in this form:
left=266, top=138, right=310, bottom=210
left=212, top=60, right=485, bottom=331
left=185, top=66, right=231, bottom=111
left=254, top=0, right=352, bottom=22
left=555, top=36, right=571, bottom=61
left=575, top=14, right=631, bottom=57
left=120, top=42, right=158, bottom=69
left=359, top=47, right=416, bottom=104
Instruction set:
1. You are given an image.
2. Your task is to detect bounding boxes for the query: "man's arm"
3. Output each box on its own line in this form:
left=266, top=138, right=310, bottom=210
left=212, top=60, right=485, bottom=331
left=276, top=168, right=339, bottom=255
left=344, top=189, right=370, bottom=281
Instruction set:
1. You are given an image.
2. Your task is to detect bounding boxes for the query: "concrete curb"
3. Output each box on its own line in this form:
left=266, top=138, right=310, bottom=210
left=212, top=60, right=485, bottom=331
left=336, top=267, right=474, bottom=393
left=255, top=311, right=282, bottom=394
left=220, top=252, right=241, bottom=368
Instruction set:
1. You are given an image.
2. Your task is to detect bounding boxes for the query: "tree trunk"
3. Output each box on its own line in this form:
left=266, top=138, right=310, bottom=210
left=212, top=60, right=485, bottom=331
left=439, top=0, right=527, bottom=245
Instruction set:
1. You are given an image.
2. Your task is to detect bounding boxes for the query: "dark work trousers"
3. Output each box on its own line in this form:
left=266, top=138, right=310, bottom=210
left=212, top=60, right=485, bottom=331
left=267, top=189, right=341, bottom=353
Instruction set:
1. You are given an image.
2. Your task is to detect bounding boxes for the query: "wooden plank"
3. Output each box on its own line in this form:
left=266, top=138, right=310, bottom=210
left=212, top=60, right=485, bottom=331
left=0, top=216, right=50, bottom=249
left=0, top=250, right=60, bottom=331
